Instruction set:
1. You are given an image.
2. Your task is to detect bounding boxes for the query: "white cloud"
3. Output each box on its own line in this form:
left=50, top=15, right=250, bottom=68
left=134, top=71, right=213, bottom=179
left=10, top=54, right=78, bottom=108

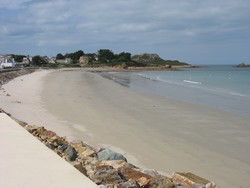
left=0, top=0, right=31, bottom=9
left=1, top=0, right=250, bottom=64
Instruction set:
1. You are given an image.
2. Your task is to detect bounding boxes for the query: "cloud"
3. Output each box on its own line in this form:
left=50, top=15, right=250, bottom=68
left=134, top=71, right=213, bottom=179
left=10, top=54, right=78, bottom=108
left=0, top=0, right=31, bottom=9
left=0, top=0, right=250, bottom=64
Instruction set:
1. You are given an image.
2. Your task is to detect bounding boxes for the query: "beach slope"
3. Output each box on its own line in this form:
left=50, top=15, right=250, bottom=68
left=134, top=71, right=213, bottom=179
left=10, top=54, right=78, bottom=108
left=1, top=70, right=250, bottom=187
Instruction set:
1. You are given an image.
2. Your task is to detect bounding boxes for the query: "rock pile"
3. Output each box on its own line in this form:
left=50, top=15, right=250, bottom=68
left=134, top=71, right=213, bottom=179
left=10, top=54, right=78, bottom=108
left=0, top=69, right=35, bottom=87
left=20, top=122, right=218, bottom=188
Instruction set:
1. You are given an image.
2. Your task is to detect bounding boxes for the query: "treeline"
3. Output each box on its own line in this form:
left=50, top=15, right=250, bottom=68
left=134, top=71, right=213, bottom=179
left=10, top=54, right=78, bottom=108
left=56, top=50, right=85, bottom=63
left=55, top=49, right=145, bottom=67
left=11, top=55, right=28, bottom=62
left=54, top=49, right=187, bottom=67
left=10, top=49, right=188, bottom=68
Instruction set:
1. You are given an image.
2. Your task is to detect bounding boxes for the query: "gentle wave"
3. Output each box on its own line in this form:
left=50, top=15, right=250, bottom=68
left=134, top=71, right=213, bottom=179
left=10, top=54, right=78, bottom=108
left=229, top=92, right=250, bottom=98
left=183, top=80, right=202, bottom=85
left=136, top=72, right=250, bottom=98
left=137, top=73, right=158, bottom=81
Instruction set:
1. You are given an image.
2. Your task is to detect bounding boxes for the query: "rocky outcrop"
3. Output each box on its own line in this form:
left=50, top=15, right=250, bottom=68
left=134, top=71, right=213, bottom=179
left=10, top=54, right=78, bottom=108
left=131, top=53, right=187, bottom=67
left=0, top=113, right=217, bottom=188
left=236, top=63, right=250, bottom=67
left=132, top=54, right=162, bottom=64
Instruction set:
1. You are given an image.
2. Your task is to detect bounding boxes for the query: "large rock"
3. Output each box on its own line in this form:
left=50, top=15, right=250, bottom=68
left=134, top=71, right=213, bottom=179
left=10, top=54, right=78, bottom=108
left=0, top=108, right=4, bottom=113
left=137, top=177, right=150, bottom=187
left=81, top=148, right=97, bottom=158
left=81, top=156, right=99, bottom=167
left=143, top=175, right=174, bottom=188
left=71, top=141, right=87, bottom=154
left=24, top=124, right=39, bottom=134
left=99, top=160, right=128, bottom=169
left=115, top=180, right=140, bottom=188
left=119, top=167, right=152, bottom=182
left=171, top=172, right=210, bottom=187
left=58, top=144, right=68, bottom=152
left=32, top=126, right=56, bottom=141
left=48, top=135, right=67, bottom=147
left=65, top=145, right=78, bottom=161
left=71, top=161, right=87, bottom=175
left=90, top=165, right=124, bottom=185
left=97, top=148, right=127, bottom=162
left=141, top=169, right=159, bottom=177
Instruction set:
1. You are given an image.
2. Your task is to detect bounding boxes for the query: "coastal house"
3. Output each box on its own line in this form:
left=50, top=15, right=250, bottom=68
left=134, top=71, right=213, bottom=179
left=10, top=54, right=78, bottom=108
left=56, top=58, right=72, bottom=64
left=0, top=55, right=16, bottom=69
left=49, top=57, right=56, bottom=64
left=22, top=57, right=31, bottom=65
left=79, top=55, right=91, bottom=66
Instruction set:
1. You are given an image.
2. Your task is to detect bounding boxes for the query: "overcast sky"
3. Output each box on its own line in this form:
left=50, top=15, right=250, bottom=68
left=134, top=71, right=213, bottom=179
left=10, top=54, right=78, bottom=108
left=0, top=0, right=249, bottom=65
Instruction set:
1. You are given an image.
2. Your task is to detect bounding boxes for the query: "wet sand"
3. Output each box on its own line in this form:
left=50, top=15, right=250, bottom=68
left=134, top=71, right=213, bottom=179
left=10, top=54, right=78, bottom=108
left=1, top=69, right=250, bottom=187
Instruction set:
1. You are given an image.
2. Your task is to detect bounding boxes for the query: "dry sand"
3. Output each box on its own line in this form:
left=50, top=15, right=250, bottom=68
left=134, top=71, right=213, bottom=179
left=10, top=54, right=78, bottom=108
left=1, top=69, right=250, bottom=187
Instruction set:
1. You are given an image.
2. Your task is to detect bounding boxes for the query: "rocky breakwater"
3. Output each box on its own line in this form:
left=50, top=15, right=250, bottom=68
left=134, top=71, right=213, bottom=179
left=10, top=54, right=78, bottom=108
left=0, top=69, right=35, bottom=87
left=3, top=111, right=217, bottom=188
left=23, top=126, right=217, bottom=187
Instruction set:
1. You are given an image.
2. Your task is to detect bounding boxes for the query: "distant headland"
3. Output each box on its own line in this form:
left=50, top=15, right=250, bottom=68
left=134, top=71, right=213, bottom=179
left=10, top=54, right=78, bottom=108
left=236, top=63, right=250, bottom=68
left=1, top=49, right=189, bottom=69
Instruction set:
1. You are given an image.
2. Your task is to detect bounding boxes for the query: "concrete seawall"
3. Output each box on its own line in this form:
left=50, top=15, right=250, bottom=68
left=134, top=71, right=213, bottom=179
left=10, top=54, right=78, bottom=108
left=0, top=113, right=98, bottom=188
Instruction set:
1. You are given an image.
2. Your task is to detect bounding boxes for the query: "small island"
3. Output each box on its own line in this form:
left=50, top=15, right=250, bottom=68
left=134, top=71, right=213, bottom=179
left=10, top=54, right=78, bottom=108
left=236, top=63, right=250, bottom=68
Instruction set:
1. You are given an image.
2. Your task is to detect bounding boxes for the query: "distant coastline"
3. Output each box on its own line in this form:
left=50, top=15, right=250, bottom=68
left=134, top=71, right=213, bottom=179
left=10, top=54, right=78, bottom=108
left=1, top=51, right=189, bottom=70
left=236, top=63, right=250, bottom=67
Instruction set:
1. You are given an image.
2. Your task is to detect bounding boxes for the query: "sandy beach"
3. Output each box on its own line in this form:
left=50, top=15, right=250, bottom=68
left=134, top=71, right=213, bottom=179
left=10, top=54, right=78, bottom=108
left=1, top=69, right=250, bottom=187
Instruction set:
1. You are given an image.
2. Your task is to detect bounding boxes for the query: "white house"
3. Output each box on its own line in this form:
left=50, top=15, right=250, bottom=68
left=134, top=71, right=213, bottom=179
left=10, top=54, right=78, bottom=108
left=0, top=55, right=16, bottom=69
left=22, top=57, right=31, bottom=65
left=56, top=58, right=73, bottom=64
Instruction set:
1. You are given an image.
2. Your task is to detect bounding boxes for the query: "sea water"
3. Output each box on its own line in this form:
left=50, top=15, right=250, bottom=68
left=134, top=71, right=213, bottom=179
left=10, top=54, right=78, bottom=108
left=110, top=65, right=250, bottom=117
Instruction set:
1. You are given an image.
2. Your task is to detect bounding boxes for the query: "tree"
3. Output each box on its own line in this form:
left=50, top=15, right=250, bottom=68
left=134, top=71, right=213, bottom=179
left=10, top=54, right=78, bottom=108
left=117, top=52, right=131, bottom=62
left=65, top=50, right=85, bottom=61
left=11, top=54, right=26, bottom=62
left=98, top=49, right=114, bottom=63
left=75, top=50, right=85, bottom=60
left=85, top=53, right=96, bottom=61
left=56, top=53, right=64, bottom=60
left=32, top=56, right=47, bottom=66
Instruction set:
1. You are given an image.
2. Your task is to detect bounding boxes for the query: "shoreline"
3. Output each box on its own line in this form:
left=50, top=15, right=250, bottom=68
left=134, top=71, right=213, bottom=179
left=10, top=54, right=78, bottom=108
left=0, top=109, right=215, bottom=188
left=0, top=69, right=216, bottom=188
left=1, top=69, right=250, bottom=187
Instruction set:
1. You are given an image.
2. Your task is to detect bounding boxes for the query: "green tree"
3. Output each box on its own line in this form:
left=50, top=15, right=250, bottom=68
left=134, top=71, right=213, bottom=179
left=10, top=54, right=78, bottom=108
left=85, top=53, right=96, bottom=61
left=75, top=50, right=85, bottom=60
left=56, top=53, right=64, bottom=60
left=98, top=49, right=114, bottom=63
left=32, top=56, right=47, bottom=66
left=117, top=52, right=131, bottom=62
left=11, top=54, right=26, bottom=62
left=65, top=50, right=84, bottom=61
